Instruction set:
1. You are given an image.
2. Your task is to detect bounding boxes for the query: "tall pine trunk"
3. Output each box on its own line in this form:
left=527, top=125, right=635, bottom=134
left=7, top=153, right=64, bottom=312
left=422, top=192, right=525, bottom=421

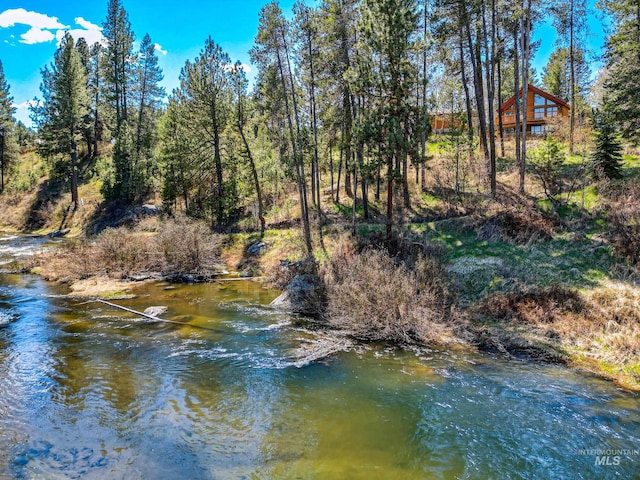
left=569, top=0, right=576, bottom=154
left=513, top=24, right=522, bottom=193
left=70, top=136, right=79, bottom=210
left=278, top=28, right=312, bottom=254
left=239, top=123, right=265, bottom=236
left=519, top=7, right=531, bottom=194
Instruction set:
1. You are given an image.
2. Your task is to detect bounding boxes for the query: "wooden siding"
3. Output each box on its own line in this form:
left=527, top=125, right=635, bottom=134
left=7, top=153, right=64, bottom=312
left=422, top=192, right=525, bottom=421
left=496, top=84, right=570, bottom=133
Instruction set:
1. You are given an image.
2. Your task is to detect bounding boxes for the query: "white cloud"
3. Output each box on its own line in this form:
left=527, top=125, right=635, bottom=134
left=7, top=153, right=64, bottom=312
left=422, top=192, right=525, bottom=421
left=0, top=9, right=104, bottom=46
left=154, top=43, right=167, bottom=55
left=74, top=17, right=98, bottom=30
left=0, top=8, right=67, bottom=30
left=56, top=17, right=104, bottom=46
left=20, top=26, right=56, bottom=44
left=0, top=8, right=68, bottom=44
left=13, top=100, right=37, bottom=110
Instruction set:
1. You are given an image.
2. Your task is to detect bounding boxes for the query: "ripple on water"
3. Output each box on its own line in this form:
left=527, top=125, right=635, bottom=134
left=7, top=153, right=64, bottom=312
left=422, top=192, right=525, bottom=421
left=10, top=441, right=109, bottom=479
left=0, top=310, right=17, bottom=326
left=1, top=266, right=639, bottom=480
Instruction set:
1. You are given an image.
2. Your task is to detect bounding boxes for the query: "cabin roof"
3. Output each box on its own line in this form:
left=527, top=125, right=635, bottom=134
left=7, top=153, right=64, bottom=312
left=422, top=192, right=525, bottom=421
left=499, top=84, right=570, bottom=112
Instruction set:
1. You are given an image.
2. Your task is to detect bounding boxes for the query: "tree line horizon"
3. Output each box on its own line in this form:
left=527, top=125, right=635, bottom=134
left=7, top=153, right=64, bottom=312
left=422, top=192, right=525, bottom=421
left=0, top=0, right=637, bottom=251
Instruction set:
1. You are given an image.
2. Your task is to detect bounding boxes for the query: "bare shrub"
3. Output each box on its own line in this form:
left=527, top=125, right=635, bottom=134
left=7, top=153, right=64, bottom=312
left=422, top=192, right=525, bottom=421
left=321, top=248, right=458, bottom=344
left=157, top=216, right=221, bottom=274
left=37, top=240, right=98, bottom=282
left=94, top=227, right=160, bottom=278
left=602, top=182, right=640, bottom=266
left=477, top=207, right=557, bottom=245
left=35, top=216, right=222, bottom=282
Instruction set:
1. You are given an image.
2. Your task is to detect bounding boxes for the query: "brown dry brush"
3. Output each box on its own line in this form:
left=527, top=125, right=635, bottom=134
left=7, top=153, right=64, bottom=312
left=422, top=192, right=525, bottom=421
left=320, top=238, right=464, bottom=345
left=37, top=216, right=222, bottom=282
left=476, top=207, right=557, bottom=245
left=480, top=284, right=640, bottom=373
left=601, top=182, right=640, bottom=266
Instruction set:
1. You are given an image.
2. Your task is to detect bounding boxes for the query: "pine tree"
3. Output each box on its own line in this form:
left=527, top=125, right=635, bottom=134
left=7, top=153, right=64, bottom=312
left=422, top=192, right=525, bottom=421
left=133, top=33, right=165, bottom=196
left=229, top=62, right=265, bottom=236
left=0, top=60, right=17, bottom=194
left=590, top=111, right=624, bottom=180
left=33, top=33, right=90, bottom=209
left=357, top=0, right=419, bottom=241
left=550, top=0, right=588, bottom=153
left=601, top=0, right=640, bottom=144
left=251, top=1, right=312, bottom=253
left=102, top=0, right=139, bottom=203
left=159, top=97, right=197, bottom=213
left=177, top=37, right=233, bottom=228
left=88, top=42, right=106, bottom=158
left=103, top=0, right=135, bottom=132
left=542, top=46, right=590, bottom=105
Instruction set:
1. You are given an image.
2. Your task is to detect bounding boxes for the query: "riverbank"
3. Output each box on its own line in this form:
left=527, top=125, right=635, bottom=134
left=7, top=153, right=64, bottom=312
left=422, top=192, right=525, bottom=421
left=7, top=206, right=638, bottom=392
left=2, top=266, right=637, bottom=479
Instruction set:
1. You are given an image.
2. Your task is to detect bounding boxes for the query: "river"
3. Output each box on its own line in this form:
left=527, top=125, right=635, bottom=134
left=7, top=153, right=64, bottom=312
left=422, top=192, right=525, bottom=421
left=0, top=233, right=639, bottom=479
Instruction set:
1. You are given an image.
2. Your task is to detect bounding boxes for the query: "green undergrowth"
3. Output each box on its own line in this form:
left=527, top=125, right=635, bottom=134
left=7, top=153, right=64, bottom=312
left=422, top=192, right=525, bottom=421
left=407, top=220, right=614, bottom=303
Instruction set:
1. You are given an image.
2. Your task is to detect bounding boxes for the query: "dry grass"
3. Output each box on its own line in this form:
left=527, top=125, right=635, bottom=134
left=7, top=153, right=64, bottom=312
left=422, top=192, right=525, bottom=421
left=479, top=283, right=640, bottom=389
left=476, top=207, right=557, bottom=245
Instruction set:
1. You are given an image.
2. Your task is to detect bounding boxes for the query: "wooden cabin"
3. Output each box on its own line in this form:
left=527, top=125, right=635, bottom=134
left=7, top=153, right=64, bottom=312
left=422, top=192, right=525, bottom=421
left=431, top=113, right=464, bottom=134
left=496, top=84, right=570, bottom=135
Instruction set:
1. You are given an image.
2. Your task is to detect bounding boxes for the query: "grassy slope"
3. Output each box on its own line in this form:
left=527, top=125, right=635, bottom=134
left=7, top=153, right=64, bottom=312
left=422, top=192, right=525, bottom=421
left=2, top=143, right=639, bottom=389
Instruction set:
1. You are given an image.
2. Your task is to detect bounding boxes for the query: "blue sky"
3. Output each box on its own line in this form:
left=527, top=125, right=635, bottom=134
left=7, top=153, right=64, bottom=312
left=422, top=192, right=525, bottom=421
left=0, top=0, right=607, bottom=127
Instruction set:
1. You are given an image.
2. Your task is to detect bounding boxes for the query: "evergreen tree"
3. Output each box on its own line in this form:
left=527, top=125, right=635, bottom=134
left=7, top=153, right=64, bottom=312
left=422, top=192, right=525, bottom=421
left=0, top=60, right=17, bottom=194
left=529, top=134, right=566, bottom=199
left=317, top=0, right=358, bottom=204
left=542, top=46, right=590, bottom=104
left=159, top=97, right=197, bottom=213
left=357, top=0, right=419, bottom=240
left=229, top=62, right=265, bottom=236
left=550, top=0, right=588, bottom=153
left=102, top=0, right=136, bottom=203
left=133, top=33, right=165, bottom=195
left=251, top=1, right=313, bottom=253
left=33, top=33, right=90, bottom=209
left=601, top=0, right=640, bottom=144
left=74, top=37, right=95, bottom=158
left=590, top=110, right=624, bottom=180
left=88, top=42, right=106, bottom=158
left=14, top=121, right=35, bottom=153
left=177, top=37, right=233, bottom=228
left=103, top=0, right=135, bottom=132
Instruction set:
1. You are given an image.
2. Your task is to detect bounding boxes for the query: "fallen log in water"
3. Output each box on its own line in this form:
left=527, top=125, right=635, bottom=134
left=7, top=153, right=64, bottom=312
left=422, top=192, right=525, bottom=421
left=290, top=332, right=354, bottom=368
left=83, top=299, right=219, bottom=332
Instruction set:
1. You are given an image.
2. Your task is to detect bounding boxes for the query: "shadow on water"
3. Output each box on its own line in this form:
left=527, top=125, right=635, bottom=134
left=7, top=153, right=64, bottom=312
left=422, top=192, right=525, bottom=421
left=0, top=235, right=639, bottom=479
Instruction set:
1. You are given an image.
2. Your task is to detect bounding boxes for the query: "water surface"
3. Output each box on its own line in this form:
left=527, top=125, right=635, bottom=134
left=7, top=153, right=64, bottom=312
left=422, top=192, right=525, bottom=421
left=0, top=233, right=638, bottom=479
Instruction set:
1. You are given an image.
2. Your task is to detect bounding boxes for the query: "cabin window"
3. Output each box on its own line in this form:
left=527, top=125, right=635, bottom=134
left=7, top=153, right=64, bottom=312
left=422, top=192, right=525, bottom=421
left=534, top=108, right=546, bottom=119
left=534, top=94, right=546, bottom=106
left=547, top=106, right=558, bottom=117
left=504, top=109, right=513, bottom=117
left=531, top=125, right=544, bottom=135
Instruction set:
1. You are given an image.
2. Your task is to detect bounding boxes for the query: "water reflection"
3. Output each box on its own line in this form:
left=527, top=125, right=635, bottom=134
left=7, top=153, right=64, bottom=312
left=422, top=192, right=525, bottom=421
left=0, top=234, right=638, bottom=478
